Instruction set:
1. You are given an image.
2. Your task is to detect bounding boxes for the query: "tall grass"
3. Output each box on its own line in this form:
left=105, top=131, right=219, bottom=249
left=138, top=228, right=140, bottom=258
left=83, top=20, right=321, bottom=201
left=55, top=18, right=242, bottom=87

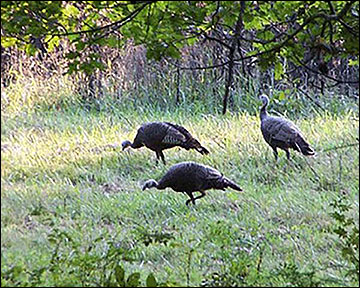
left=1, top=73, right=359, bottom=287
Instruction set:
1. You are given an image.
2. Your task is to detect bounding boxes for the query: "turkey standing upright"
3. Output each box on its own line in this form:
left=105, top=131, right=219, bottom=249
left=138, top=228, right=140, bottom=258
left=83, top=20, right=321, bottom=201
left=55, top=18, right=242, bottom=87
left=122, top=122, right=209, bottom=164
left=259, top=94, right=315, bottom=160
left=142, top=161, right=243, bottom=206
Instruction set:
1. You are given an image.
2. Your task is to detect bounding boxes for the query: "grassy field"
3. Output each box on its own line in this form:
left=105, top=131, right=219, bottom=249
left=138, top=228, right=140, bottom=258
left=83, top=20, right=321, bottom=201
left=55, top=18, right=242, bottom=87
left=1, top=84, right=359, bottom=286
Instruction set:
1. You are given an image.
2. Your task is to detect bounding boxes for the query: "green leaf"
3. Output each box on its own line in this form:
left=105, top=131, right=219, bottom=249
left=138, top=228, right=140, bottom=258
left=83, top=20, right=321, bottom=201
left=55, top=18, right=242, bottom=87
left=25, top=43, right=37, bottom=55
left=245, top=50, right=259, bottom=57
left=68, top=60, right=80, bottom=74
left=244, top=17, right=263, bottom=30
left=47, top=36, right=60, bottom=52
left=127, top=272, right=141, bottom=287
left=1, top=36, right=17, bottom=48
left=274, top=61, right=284, bottom=80
left=166, top=45, right=180, bottom=58
left=63, top=3, right=80, bottom=18
left=334, top=226, right=347, bottom=238
left=75, top=41, right=85, bottom=51
left=341, top=247, right=353, bottom=258
left=106, top=36, right=119, bottom=48
left=115, top=265, right=125, bottom=287
left=68, top=34, right=80, bottom=42
left=186, top=37, right=197, bottom=46
left=80, top=62, right=95, bottom=74
left=146, top=273, right=157, bottom=287
left=92, top=60, right=106, bottom=70
left=66, top=51, right=79, bottom=60
left=279, top=91, right=286, bottom=100
left=348, top=59, right=359, bottom=66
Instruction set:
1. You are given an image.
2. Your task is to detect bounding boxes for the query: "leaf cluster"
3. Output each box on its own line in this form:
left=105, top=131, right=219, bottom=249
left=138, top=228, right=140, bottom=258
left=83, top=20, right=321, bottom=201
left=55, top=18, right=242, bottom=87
left=1, top=1, right=358, bottom=75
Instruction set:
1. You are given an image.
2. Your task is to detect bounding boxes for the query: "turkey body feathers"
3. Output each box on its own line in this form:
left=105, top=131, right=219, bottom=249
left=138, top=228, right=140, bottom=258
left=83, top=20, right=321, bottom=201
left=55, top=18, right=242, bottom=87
left=259, top=95, right=315, bottom=160
left=143, top=162, right=242, bottom=205
left=124, top=122, right=209, bottom=164
left=164, top=122, right=210, bottom=155
left=261, top=116, right=315, bottom=157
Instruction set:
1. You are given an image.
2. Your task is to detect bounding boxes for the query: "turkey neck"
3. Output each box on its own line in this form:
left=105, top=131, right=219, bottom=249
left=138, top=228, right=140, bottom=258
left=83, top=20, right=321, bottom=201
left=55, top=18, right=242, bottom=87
left=260, top=102, right=268, bottom=121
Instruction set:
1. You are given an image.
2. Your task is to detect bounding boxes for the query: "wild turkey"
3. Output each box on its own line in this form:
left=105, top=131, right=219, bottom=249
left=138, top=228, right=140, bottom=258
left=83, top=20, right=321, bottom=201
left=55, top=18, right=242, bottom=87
left=122, top=122, right=209, bottom=164
left=259, top=94, right=315, bottom=160
left=142, top=161, right=243, bottom=205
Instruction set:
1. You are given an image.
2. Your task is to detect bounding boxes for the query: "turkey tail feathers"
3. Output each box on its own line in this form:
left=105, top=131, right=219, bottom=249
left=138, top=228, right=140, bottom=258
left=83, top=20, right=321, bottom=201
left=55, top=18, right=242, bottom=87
left=296, top=135, right=315, bottom=156
left=224, top=178, right=243, bottom=191
left=197, top=146, right=210, bottom=155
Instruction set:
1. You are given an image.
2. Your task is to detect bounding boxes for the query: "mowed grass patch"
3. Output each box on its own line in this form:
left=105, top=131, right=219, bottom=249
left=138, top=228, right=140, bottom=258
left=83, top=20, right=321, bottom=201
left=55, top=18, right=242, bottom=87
left=1, top=102, right=359, bottom=286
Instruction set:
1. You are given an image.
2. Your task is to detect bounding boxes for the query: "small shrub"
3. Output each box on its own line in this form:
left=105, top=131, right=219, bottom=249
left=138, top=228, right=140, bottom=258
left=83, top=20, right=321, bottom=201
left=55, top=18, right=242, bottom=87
left=1, top=228, right=168, bottom=287
left=274, top=262, right=321, bottom=287
left=329, top=194, right=359, bottom=283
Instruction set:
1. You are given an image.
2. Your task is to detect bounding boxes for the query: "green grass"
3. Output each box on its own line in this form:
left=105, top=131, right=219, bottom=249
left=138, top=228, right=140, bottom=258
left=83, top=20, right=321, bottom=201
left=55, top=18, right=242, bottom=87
left=1, top=84, right=359, bottom=286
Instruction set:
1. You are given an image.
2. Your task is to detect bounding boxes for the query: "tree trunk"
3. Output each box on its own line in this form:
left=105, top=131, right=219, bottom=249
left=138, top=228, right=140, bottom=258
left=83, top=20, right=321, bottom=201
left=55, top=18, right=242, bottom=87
left=175, top=60, right=181, bottom=104
left=222, top=1, right=245, bottom=114
left=222, top=47, right=235, bottom=114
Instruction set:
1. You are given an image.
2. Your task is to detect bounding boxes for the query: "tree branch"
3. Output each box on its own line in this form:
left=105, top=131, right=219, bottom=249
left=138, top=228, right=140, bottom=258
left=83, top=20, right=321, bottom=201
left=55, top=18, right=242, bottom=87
left=174, top=1, right=357, bottom=76
left=202, top=32, right=232, bottom=50
left=87, top=3, right=151, bottom=46
left=293, top=55, right=359, bottom=84
left=51, top=2, right=153, bottom=37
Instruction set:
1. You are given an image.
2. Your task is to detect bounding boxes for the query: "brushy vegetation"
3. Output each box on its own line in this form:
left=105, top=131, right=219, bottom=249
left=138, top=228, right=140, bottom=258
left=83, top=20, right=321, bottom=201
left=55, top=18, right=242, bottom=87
left=1, top=75, right=359, bottom=287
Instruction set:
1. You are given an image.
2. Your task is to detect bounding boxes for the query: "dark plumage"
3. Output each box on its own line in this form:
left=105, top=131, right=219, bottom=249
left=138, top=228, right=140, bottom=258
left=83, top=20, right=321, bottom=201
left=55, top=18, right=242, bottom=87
left=122, top=122, right=209, bottom=164
left=142, top=161, right=243, bottom=206
left=259, top=94, right=315, bottom=161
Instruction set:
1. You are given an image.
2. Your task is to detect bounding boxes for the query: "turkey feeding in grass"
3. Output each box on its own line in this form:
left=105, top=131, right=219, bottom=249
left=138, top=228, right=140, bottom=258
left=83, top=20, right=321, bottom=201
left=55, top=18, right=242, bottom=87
left=142, top=161, right=242, bottom=206
left=122, top=122, right=209, bottom=165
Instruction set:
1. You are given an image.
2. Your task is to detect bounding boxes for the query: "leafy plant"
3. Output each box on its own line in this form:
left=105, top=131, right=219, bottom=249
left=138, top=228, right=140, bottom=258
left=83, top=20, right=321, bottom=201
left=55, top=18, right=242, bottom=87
left=1, top=228, right=166, bottom=287
left=136, top=228, right=175, bottom=247
left=329, top=194, right=359, bottom=282
left=201, top=255, right=322, bottom=287
left=274, top=262, right=321, bottom=287
left=201, top=241, right=266, bottom=287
